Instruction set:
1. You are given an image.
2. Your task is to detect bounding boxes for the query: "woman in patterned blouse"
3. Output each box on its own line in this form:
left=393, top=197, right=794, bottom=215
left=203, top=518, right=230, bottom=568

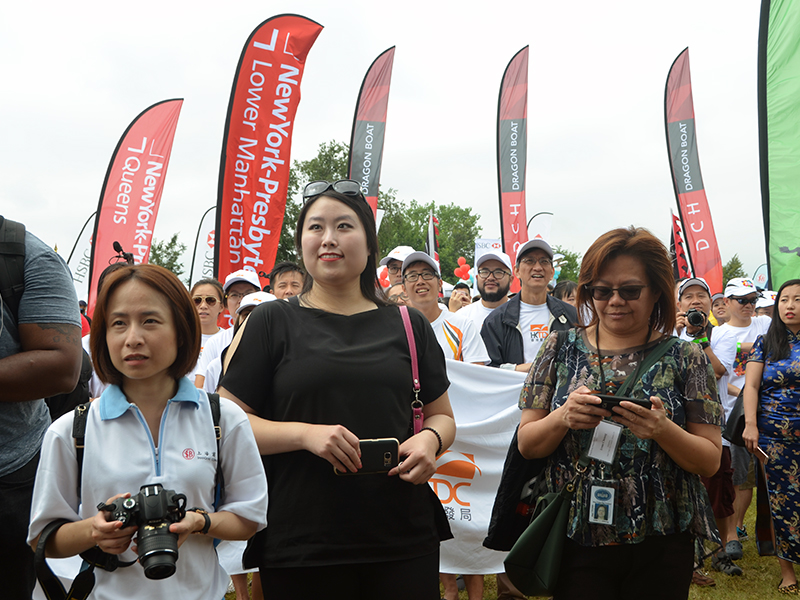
left=517, top=227, right=723, bottom=600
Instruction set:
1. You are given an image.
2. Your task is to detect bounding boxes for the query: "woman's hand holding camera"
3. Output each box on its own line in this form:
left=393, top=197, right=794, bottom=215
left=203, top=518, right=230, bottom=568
left=303, top=424, right=362, bottom=473
left=92, top=493, right=137, bottom=554
left=611, top=396, right=668, bottom=440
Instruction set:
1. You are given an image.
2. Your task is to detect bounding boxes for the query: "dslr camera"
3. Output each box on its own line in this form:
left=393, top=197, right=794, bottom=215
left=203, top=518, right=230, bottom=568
left=98, top=483, right=187, bottom=580
left=685, top=308, right=706, bottom=329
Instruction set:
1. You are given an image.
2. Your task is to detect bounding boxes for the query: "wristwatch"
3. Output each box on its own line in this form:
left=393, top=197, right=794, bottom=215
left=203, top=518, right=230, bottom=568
left=187, top=507, right=211, bottom=534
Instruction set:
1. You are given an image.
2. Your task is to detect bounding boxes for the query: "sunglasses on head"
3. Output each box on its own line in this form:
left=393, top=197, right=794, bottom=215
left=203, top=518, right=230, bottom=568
left=733, top=297, right=758, bottom=306
left=192, top=295, right=219, bottom=307
left=585, top=285, right=647, bottom=301
left=302, top=180, right=365, bottom=203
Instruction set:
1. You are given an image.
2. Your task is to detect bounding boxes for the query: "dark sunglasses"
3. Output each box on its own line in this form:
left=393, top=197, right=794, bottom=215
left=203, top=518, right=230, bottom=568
left=192, top=295, right=219, bottom=307
left=585, top=285, right=647, bottom=301
left=733, top=297, right=758, bottom=306
left=302, top=180, right=364, bottom=203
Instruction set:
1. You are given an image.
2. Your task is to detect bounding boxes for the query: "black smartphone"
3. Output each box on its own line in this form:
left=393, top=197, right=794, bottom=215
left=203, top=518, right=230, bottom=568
left=594, top=394, right=652, bottom=412
left=334, top=438, right=399, bottom=475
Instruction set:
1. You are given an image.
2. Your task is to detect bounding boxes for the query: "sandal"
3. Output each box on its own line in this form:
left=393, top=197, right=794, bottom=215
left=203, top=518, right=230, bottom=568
left=778, top=580, right=799, bottom=595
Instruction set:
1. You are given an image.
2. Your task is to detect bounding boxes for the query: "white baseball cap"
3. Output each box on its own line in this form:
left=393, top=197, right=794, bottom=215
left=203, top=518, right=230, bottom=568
left=380, top=245, right=415, bottom=267
left=516, top=238, right=554, bottom=263
left=678, top=277, right=711, bottom=298
left=236, top=291, right=277, bottom=315
left=756, top=290, right=777, bottom=309
left=476, top=251, right=512, bottom=271
left=401, top=251, right=440, bottom=276
left=224, top=269, right=261, bottom=292
left=724, top=277, right=760, bottom=298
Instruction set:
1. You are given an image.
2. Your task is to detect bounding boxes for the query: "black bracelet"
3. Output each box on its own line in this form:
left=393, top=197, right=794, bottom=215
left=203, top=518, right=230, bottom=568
left=187, top=508, right=211, bottom=534
left=420, top=426, right=443, bottom=456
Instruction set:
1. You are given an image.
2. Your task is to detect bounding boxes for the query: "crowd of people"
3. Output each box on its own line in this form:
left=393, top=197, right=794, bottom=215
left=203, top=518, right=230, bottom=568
left=1, top=191, right=798, bottom=599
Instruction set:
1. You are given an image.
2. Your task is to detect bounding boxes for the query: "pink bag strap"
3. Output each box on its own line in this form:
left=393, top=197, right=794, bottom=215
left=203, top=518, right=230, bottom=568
left=399, top=306, right=424, bottom=434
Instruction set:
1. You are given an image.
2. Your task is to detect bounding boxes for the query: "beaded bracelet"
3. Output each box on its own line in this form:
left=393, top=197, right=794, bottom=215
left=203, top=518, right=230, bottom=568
left=420, top=426, right=443, bottom=456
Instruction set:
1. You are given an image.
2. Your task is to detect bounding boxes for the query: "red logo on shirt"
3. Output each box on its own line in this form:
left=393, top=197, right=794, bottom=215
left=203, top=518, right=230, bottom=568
left=182, top=448, right=195, bottom=460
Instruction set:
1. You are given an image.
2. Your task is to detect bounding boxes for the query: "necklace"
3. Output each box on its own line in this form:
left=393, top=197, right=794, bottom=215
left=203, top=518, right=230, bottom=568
left=595, top=326, right=651, bottom=394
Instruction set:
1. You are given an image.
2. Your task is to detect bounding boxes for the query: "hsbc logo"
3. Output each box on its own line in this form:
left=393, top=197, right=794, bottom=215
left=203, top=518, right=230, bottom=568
left=207, top=230, right=215, bottom=250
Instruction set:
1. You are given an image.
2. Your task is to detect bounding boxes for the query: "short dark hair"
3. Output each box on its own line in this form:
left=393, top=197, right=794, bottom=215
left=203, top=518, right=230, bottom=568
left=552, top=280, right=577, bottom=301
left=91, top=264, right=201, bottom=386
left=295, top=190, right=389, bottom=307
left=576, top=227, right=676, bottom=334
left=453, top=282, right=470, bottom=292
left=190, top=278, right=224, bottom=302
left=269, top=261, right=304, bottom=282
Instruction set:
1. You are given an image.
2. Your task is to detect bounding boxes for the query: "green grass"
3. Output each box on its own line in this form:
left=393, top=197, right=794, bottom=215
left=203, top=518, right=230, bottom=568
left=225, top=502, right=794, bottom=599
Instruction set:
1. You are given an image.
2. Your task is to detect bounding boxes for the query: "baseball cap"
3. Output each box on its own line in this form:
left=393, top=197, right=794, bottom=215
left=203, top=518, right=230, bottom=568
left=756, top=290, right=777, bottom=309
left=380, top=245, right=415, bottom=267
left=224, top=269, right=261, bottom=292
left=711, top=293, right=724, bottom=303
left=476, top=251, right=512, bottom=271
left=516, top=238, right=554, bottom=263
left=402, top=251, right=440, bottom=276
left=724, top=277, right=760, bottom=298
left=236, top=291, right=277, bottom=315
left=678, top=277, right=711, bottom=298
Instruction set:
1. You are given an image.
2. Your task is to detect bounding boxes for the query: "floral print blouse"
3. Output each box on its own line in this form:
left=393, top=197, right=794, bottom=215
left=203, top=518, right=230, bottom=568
left=520, top=328, right=723, bottom=546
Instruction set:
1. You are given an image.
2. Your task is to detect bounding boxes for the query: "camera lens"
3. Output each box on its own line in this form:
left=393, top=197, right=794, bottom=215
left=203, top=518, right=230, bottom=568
left=686, top=309, right=705, bottom=328
left=137, top=522, right=179, bottom=580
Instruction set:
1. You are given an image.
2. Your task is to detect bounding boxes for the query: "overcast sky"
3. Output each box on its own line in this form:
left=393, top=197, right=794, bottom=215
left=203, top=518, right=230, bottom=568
left=0, top=1, right=767, bottom=281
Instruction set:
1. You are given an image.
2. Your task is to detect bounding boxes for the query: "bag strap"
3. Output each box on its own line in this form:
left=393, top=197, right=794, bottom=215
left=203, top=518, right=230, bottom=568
left=399, top=306, right=423, bottom=435
left=72, top=403, right=90, bottom=500
left=616, top=337, right=679, bottom=397
left=207, top=392, right=225, bottom=510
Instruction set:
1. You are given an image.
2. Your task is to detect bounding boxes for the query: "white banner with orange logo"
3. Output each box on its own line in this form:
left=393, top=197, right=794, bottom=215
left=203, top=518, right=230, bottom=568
left=431, top=359, right=526, bottom=574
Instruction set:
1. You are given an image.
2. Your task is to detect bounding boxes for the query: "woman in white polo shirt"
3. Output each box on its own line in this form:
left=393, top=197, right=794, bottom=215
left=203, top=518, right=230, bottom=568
left=28, top=264, right=267, bottom=600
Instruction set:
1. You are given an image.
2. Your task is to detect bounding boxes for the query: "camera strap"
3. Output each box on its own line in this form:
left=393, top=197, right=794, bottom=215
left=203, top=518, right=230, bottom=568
left=207, top=392, right=225, bottom=511
left=34, top=519, right=136, bottom=600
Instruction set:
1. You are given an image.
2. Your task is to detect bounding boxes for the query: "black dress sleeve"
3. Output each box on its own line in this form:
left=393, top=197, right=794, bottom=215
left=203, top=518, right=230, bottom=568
left=218, top=302, right=274, bottom=415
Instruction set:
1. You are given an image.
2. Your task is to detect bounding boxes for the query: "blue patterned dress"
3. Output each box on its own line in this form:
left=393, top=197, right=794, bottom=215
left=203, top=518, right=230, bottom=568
left=520, top=329, right=723, bottom=546
left=750, top=330, right=800, bottom=563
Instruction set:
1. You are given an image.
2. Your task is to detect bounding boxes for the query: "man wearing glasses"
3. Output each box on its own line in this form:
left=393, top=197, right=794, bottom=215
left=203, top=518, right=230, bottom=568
left=401, top=251, right=489, bottom=365
left=481, top=239, right=577, bottom=372
left=709, top=277, right=771, bottom=567
left=457, top=251, right=513, bottom=330
left=380, top=245, right=415, bottom=286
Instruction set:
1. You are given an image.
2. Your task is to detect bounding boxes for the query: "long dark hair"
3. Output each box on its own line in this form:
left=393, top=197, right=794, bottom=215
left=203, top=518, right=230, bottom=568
left=295, top=189, right=389, bottom=307
left=761, top=279, right=800, bottom=361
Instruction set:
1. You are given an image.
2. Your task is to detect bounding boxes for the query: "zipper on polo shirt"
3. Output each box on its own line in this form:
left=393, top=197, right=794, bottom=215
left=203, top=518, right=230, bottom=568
left=156, top=400, right=173, bottom=476
left=131, top=399, right=173, bottom=477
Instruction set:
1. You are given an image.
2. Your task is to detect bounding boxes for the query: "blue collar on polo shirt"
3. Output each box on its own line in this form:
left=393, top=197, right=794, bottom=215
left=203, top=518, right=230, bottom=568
left=99, top=377, right=202, bottom=420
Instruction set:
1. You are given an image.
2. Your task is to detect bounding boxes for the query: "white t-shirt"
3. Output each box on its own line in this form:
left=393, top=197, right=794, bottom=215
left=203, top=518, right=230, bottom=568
left=195, top=327, right=233, bottom=381
left=456, top=300, right=498, bottom=331
left=429, top=304, right=490, bottom=364
left=710, top=315, right=771, bottom=405
left=518, top=301, right=551, bottom=363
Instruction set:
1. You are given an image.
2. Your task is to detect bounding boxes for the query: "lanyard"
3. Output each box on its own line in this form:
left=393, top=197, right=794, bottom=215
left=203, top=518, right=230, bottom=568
left=595, top=326, right=651, bottom=394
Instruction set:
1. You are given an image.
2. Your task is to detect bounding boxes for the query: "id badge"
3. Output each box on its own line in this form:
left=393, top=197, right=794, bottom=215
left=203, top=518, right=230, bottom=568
left=588, top=485, right=615, bottom=525
left=587, top=420, right=623, bottom=465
